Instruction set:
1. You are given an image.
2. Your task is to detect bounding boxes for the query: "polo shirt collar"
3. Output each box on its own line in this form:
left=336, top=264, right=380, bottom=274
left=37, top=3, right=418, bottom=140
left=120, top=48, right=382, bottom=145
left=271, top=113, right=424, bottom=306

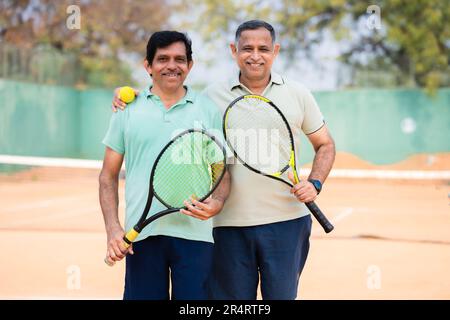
left=228, top=71, right=284, bottom=90
left=146, top=85, right=195, bottom=104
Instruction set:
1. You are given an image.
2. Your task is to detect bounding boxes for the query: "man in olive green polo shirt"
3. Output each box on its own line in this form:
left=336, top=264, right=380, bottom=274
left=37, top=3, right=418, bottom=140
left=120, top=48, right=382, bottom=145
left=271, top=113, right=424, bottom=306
left=100, top=31, right=230, bottom=300
left=112, top=21, right=335, bottom=300
left=199, top=21, right=335, bottom=300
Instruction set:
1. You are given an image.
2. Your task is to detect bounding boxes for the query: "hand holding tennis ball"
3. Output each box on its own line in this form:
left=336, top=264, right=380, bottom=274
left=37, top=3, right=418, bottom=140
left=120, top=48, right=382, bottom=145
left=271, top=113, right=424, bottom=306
left=119, top=86, right=136, bottom=103
left=112, top=86, right=139, bottom=112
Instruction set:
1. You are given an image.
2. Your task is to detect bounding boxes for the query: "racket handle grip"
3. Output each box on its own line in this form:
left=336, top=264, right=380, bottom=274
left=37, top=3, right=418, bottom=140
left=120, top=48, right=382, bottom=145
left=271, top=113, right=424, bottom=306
left=306, top=201, right=334, bottom=233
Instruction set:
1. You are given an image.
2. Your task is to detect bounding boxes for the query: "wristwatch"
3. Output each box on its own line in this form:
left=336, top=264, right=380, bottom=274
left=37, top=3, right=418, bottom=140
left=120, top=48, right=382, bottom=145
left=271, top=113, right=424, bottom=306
left=308, top=179, right=322, bottom=195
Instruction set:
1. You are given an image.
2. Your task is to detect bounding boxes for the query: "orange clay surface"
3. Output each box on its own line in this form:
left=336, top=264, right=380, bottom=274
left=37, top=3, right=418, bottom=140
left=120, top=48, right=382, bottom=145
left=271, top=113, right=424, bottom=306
left=0, top=152, right=449, bottom=299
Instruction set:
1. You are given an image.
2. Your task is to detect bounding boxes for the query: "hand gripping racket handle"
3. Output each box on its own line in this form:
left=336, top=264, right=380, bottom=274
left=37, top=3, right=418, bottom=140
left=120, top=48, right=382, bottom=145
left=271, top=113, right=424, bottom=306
left=292, top=172, right=334, bottom=233
left=305, top=201, right=334, bottom=233
left=104, top=228, right=140, bottom=266
left=104, top=256, right=114, bottom=266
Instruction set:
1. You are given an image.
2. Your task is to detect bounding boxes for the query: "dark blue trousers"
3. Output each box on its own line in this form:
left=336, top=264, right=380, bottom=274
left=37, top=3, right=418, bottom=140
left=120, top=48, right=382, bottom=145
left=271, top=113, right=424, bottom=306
left=208, top=215, right=312, bottom=300
left=123, top=235, right=213, bottom=300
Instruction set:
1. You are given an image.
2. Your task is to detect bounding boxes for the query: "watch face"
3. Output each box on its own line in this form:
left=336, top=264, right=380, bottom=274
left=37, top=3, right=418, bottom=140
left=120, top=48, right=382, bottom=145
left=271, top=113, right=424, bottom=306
left=309, top=179, right=322, bottom=193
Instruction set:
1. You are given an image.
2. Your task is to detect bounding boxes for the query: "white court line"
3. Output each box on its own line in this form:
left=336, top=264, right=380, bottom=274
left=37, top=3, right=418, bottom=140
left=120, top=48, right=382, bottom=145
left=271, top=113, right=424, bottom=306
left=2, top=206, right=100, bottom=228
left=300, top=168, right=450, bottom=180
left=0, top=155, right=102, bottom=169
left=332, top=207, right=354, bottom=224
left=312, top=207, right=354, bottom=235
left=1, top=200, right=125, bottom=228
left=2, top=195, right=94, bottom=214
left=1, top=154, right=450, bottom=180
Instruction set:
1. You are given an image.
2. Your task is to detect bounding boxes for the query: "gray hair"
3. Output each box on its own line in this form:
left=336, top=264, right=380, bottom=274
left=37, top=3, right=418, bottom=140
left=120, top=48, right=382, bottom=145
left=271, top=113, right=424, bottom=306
left=235, top=20, right=276, bottom=44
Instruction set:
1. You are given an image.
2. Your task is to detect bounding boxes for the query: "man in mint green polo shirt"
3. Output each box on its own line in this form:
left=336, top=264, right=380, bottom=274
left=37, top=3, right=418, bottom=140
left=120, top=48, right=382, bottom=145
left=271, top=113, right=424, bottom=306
left=99, top=31, right=230, bottom=300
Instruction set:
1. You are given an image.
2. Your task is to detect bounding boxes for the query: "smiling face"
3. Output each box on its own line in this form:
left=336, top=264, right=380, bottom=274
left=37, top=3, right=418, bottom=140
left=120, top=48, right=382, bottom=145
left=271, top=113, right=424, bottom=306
left=145, top=41, right=193, bottom=93
left=230, top=27, right=280, bottom=85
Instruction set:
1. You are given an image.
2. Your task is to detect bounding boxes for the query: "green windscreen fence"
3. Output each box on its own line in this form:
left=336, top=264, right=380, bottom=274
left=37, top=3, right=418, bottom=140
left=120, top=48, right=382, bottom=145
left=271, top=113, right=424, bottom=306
left=0, top=80, right=81, bottom=157
left=306, top=89, right=450, bottom=164
left=0, top=80, right=111, bottom=160
left=1, top=79, right=449, bottom=165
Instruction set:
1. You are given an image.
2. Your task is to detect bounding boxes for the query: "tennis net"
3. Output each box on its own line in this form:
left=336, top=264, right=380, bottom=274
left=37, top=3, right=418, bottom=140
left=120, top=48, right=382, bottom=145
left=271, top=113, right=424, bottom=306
left=1, top=154, right=449, bottom=181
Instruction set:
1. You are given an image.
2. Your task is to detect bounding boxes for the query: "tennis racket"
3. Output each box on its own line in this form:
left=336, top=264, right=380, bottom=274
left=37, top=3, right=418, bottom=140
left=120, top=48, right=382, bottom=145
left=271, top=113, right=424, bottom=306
left=105, top=128, right=227, bottom=266
left=223, top=94, right=334, bottom=233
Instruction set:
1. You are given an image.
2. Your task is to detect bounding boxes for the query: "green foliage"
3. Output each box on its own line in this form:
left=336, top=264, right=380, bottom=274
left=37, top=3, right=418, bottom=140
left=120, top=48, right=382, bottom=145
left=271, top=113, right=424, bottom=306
left=80, top=55, right=134, bottom=88
left=0, top=0, right=171, bottom=88
left=188, top=0, right=449, bottom=92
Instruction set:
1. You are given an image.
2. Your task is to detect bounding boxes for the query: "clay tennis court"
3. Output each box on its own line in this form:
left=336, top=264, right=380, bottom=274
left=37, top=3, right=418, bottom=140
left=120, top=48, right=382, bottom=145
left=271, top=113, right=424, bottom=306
left=0, top=153, right=449, bottom=299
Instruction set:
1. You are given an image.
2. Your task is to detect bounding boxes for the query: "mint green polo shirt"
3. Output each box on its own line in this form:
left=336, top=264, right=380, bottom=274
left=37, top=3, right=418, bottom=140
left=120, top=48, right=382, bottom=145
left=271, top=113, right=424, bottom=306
left=102, top=86, right=223, bottom=243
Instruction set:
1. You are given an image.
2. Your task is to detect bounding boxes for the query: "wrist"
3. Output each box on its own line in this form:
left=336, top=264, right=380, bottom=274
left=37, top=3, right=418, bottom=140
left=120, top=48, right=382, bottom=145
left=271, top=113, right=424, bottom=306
left=105, top=221, right=122, bottom=233
left=212, top=198, right=225, bottom=209
left=211, top=193, right=226, bottom=204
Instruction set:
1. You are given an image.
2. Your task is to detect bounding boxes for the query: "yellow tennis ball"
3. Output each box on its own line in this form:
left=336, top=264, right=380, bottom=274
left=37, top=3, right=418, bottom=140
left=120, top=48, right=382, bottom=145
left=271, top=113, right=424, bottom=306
left=119, top=86, right=135, bottom=103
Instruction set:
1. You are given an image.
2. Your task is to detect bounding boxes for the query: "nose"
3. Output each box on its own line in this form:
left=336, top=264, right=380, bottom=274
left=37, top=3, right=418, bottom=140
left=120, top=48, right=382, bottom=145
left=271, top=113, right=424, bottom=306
left=167, top=58, right=177, bottom=69
left=250, top=49, right=261, bottom=60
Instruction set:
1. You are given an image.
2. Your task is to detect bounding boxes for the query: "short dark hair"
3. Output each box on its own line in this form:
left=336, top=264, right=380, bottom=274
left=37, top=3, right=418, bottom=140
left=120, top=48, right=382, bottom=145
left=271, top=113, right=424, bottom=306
left=146, top=31, right=193, bottom=64
left=235, top=20, right=276, bottom=43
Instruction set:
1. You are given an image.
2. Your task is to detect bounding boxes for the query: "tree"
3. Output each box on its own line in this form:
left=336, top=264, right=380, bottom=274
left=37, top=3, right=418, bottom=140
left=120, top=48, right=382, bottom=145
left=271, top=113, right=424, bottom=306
left=0, top=0, right=171, bottom=87
left=187, top=0, right=449, bottom=92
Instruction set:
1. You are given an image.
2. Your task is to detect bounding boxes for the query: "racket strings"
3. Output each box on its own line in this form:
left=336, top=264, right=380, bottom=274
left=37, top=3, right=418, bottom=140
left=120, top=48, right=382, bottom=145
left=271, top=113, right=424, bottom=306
left=225, top=98, right=292, bottom=174
left=153, top=132, right=225, bottom=208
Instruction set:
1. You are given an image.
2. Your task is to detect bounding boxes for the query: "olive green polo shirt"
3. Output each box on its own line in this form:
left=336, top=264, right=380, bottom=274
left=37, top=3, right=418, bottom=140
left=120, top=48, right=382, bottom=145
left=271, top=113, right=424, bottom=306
left=203, top=72, right=325, bottom=227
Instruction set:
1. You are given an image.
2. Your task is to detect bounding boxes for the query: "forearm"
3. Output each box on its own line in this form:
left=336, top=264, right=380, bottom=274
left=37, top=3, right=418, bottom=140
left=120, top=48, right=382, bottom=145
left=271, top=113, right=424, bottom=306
left=211, top=170, right=231, bottom=203
left=99, top=171, right=121, bottom=232
left=308, top=141, right=336, bottom=183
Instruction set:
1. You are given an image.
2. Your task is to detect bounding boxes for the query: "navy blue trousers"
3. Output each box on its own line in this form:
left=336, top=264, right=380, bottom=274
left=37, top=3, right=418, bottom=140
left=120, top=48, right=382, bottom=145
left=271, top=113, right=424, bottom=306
left=123, top=235, right=213, bottom=300
left=208, top=215, right=312, bottom=300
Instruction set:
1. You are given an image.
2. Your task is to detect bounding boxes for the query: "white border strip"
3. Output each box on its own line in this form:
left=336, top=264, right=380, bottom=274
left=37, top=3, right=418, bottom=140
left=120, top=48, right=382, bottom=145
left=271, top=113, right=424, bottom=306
left=300, top=168, right=450, bottom=180
left=0, top=296, right=120, bottom=300
left=1, top=155, right=449, bottom=180
left=0, top=155, right=102, bottom=169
